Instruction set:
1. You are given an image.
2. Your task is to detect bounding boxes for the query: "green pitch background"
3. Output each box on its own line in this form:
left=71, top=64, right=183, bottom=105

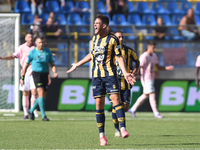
left=0, top=112, right=200, bottom=149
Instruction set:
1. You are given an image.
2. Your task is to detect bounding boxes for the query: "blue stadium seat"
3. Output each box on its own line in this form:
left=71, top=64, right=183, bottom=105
left=39, top=13, right=49, bottom=24
left=165, top=28, right=183, bottom=40
left=195, top=15, right=200, bottom=25
left=127, top=14, right=143, bottom=26
left=110, top=27, right=117, bottom=32
left=21, top=13, right=34, bottom=25
left=14, top=0, right=31, bottom=13
left=126, top=1, right=135, bottom=14
left=142, top=15, right=156, bottom=26
left=151, top=2, right=169, bottom=15
left=61, top=0, right=74, bottom=14
left=54, top=51, right=68, bottom=66
left=172, top=14, right=184, bottom=25
left=67, top=13, right=82, bottom=25
left=180, top=1, right=192, bottom=15
left=78, top=50, right=89, bottom=67
left=70, top=27, right=90, bottom=39
left=45, top=0, right=60, bottom=13
left=195, top=3, right=200, bottom=15
left=55, top=14, right=67, bottom=25
left=82, top=13, right=90, bottom=25
left=121, top=27, right=136, bottom=40
left=136, top=2, right=154, bottom=14
left=112, top=14, right=129, bottom=25
left=157, top=14, right=172, bottom=26
left=104, top=14, right=115, bottom=25
left=75, top=1, right=90, bottom=10
left=97, top=1, right=106, bottom=14
left=166, top=2, right=183, bottom=14
left=57, top=43, right=65, bottom=50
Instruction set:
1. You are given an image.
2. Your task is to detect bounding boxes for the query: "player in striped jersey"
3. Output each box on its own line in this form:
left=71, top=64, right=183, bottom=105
left=111, top=31, right=140, bottom=137
left=67, top=14, right=136, bottom=146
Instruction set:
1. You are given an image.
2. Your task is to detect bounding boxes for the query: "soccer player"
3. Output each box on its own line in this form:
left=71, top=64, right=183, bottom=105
left=111, top=31, right=140, bottom=137
left=0, top=32, right=38, bottom=119
left=66, top=14, right=136, bottom=146
left=128, top=41, right=174, bottom=118
left=195, top=55, right=200, bottom=87
left=20, top=36, right=58, bottom=121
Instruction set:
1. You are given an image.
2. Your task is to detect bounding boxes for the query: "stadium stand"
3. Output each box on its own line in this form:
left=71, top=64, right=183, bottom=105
left=44, top=0, right=60, bottom=13
left=61, top=0, right=74, bottom=14
left=151, top=2, right=169, bottom=15
left=142, top=14, right=156, bottom=26
left=55, top=13, right=67, bottom=25
left=136, top=2, right=154, bottom=14
left=112, top=14, right=129, bottom=25
left=21, top=13, right=34, bottom=25
left=14, top=0, right=31, bottom=13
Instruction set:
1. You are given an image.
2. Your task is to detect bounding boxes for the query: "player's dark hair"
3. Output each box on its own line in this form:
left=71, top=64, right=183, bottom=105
left=114, top=31, right=123, bottom=34
left=25, top=31, right=33, bottom=36
left=35, top=36, right=43, bottom=41
left=96, top=14, right=109, bottom=26
left=147, top=41, right=156, bottom=46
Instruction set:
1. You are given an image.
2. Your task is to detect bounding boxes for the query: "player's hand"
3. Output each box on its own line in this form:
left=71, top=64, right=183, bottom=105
left=20, top=80, right=24, bottom=86
left=166, top=65, right=174, bottom=71
left=124, top=73, right=136, bottom=85
left=54, top=72, right=58, bottom=78
left=66, top=63, right=78, bottom=73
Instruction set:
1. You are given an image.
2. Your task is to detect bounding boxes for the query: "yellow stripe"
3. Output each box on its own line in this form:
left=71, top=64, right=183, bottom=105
left=121, top=78, right=125, bottom=90
left=107, top=92, right=120, bottom=95
left=115, top=105, right=123, bottom=111
left=99, top=36, right=108, bottom=77
left=107, top=38, right=114, bottom=76
left=96, top=112, right=105, bottom=115
left=112, top=108, right=116, bottom=113
left=93, top=95, right=106, bottom=98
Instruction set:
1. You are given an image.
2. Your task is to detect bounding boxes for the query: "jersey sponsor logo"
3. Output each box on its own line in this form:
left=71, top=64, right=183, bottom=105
left=118, top=117, right=125, bottom=122
left=97, top=123, right=104, bottom=128
left=110, top=89, right=119, bottom=92
left=38, top=83, right=43, bottom=86
left=116, top=45, right=121, bottom=49
left=93, top=46, right=105, bottom=64
left=92, top=86, right=96, bottom=89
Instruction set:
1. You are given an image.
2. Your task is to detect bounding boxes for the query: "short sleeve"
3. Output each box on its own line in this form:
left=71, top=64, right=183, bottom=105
left=48, top=50, right=54, bottom=63
left=196, top=55, right=200, bottom=67
left=139, top=54, right=146, bottom=67
left=130, top=50, right=138, bottom=62
left=26, top=51, right=33, bottom=64
left=13, top=45, right=22, bottom=58
left=114, top=38, right=121, bottom=57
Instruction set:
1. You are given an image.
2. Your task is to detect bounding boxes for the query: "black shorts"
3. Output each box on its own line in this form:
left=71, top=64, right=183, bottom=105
left=32, top=71, right=49, bottom=91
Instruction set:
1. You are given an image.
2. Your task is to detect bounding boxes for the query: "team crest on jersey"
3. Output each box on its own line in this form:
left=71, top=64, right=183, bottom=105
left=102, top=42, right=107, bottom=47
left=113, top=85, right=116, bottom=89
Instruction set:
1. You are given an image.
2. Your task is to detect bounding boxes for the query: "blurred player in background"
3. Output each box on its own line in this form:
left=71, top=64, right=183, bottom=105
left=67, top=14, right=136, bottom=146
left=128, top=41, right=174, bottom=118
left=195, top=55, right=200, bottom=87
left=0, top=32, right=39, bottom=119
left=21, top=36, right=58, bottom=121
left=111, top=31, right=140, bottom=137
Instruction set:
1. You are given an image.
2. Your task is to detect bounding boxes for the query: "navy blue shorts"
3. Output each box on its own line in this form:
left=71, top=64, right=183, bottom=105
left=92, top=76, right=120, bottom=98
left=120, top=89, right=131, bottom=104
left=108, top=89, right=130, bottom=104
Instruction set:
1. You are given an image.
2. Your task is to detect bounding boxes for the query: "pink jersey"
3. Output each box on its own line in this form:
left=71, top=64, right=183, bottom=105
left=13, top=42, right=35, bottom=76
left=196, top=55, right=200, bottom=67
left=140, top=51, right=159, bottom=81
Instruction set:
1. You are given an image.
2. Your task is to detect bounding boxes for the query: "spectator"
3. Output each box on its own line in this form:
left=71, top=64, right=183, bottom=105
left=31, top=0, right=43, bottom=15
left=42, top=17, right=62, bottom=39
left=48, top=12, right=59, bottom=25
left=31, top=14, right=45, bottom=40
left=7, top=0, right=13, bottom=11
left=106, top=0, right=128, bottom=19
left=153, top=17, right=167, bottom=40
left=178, top=9, right=198, bottom=41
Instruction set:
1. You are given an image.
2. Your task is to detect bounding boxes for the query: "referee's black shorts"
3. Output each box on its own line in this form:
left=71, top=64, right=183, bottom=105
left=32, top=71, right=49, bottom=91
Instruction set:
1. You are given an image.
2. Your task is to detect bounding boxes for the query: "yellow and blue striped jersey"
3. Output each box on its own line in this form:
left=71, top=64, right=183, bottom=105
left=91, top=32, right=122, bottom=78
left=116, top=44, right=139, bottom=90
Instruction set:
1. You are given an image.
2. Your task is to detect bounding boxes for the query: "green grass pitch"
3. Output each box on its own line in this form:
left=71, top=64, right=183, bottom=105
left=0, top=111, right=200, bottom=149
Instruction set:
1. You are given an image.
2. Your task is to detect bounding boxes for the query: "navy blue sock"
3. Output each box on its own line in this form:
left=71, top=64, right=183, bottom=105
left=96, top=109, right=105, bottom=133
left=112, top=107, right=119, bottom=130
left=114, top=103, right=126, bottom=128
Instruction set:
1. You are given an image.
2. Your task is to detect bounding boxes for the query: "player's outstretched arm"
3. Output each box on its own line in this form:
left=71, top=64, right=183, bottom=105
left=0, top=55, right=15, bottom=60
left=66, top=53, right=92, bottom=73
left=156, top=64, right=174, bottom=71
left=195, top=67, right=200, bottom=87
left=117, top=56, right=136, bottom=85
